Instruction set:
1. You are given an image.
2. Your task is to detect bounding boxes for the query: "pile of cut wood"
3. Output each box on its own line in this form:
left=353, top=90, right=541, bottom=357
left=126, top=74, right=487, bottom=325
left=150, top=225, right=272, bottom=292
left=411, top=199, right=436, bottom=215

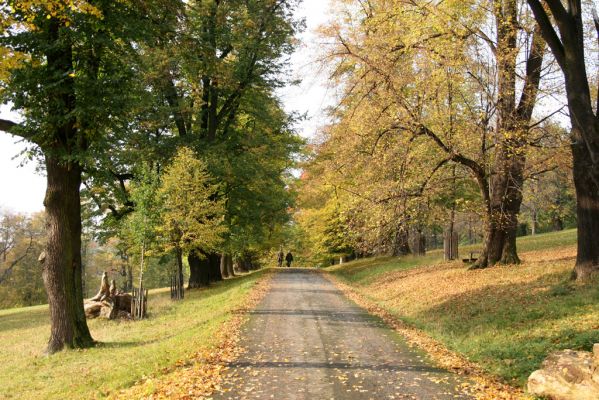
left=84, top=271, right=132, bottom=320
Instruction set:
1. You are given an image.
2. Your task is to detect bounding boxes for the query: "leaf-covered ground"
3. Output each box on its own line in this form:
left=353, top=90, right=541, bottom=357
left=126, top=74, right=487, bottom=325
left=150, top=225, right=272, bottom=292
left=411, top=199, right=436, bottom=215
left=326, top=229, right=599, bottom=393
left=115, top=271, right=274, bottom=399
left=0, top=270, right=269, bottom=399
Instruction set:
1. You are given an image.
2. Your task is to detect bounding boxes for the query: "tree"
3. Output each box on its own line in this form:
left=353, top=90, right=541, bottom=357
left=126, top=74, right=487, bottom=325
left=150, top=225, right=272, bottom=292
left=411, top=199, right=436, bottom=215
left=525, top=0, right=599, bottom=280
left=0, top=210, right=46, bottom=308
left=158, top=147, right=225, bottom=290
left=0, top=1, right=176, bottom=351
left=121, top=163, right=162, bottom=294
left=313, top=0, right=550, bottom=268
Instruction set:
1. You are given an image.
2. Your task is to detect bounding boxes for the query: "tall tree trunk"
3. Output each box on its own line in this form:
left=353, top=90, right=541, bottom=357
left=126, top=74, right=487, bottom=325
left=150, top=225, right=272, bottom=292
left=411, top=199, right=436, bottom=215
left=188, top=250, right=209, bottom=288
left=571, top=129, right=599, bottom=280
left=226, top=254, right=235, bottom=277
left=175, top=247, right=184, bottom=298
left=220, top=253, right=229, bottom=278
left=208, top=252, right=222, bottom=282
left=487, top=151, right=526, bottom=265
left=472, top=3, right=543, bottom=268
left=392, top=227, right=410, bottom=256
left=526, top=0, right=599, bottom=281
left=43, top=156, right=94, bottom=354
left=41, top=20, right=94, bottom=353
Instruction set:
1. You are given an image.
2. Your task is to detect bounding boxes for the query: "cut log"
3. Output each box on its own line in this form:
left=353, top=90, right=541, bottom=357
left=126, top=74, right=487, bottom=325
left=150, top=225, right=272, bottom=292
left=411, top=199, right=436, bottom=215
left=89, top=271, right=110, bottom=302
left=84, top=271, right=132, bottom=319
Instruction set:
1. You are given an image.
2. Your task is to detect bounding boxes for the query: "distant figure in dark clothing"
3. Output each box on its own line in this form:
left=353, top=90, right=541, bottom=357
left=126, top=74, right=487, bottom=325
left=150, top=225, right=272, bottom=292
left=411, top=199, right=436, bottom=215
left=277, top=250, right=284, bottom=268
left=285, top=252, right=293, bottom=268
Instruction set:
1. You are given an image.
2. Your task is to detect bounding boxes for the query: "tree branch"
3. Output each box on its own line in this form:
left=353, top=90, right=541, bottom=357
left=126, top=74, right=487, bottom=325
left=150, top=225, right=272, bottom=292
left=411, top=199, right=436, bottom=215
left=0, top=235, right=33, bottom=285
left=0, top=119, right=19, bottom=134
left=517, top=26, right=545, bottom=121
left=526, top=0, right=566, bottom=69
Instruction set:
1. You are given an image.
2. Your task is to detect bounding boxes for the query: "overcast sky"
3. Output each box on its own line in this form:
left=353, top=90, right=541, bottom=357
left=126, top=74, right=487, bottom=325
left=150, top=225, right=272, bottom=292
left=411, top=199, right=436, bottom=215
left=0, top=0, right=334, bottom=214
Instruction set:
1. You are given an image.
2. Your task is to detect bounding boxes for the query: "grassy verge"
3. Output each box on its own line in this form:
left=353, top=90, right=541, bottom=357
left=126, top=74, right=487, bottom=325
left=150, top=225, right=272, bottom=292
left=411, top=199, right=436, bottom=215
left=326, top=229, right=599, bottom=387
left=0, top=270, right=268, bottom=399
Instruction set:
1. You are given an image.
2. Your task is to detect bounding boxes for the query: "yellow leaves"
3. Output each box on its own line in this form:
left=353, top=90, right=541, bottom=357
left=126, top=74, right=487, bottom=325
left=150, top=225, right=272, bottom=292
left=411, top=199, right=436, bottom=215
left=326, top=273, right=532, bottom=400
left=115, top=273, right=275, bottom=400
left=4, top=0, right=103, bottom=27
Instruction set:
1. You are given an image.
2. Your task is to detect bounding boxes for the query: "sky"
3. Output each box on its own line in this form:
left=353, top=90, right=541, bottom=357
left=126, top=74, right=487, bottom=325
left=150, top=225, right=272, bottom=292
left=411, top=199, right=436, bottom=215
left=0, top=0, right=334, bottom=215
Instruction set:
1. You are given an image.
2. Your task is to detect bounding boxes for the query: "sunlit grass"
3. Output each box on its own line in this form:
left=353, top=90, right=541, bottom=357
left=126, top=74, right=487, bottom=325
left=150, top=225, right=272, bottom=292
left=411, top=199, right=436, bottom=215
left=327, top=229, right=599, bottom=387
left=0, top=270, right=266, bottom=399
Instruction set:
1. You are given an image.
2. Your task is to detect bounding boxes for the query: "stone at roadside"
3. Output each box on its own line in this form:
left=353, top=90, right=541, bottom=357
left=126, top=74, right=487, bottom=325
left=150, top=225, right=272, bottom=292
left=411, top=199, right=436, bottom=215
left=527, top=345, right=599, bottom=400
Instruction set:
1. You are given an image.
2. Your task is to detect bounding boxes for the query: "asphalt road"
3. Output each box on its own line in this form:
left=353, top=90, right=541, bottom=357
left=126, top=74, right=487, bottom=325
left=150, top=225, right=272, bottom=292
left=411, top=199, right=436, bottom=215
left=214, top=269, right=472, bottom=400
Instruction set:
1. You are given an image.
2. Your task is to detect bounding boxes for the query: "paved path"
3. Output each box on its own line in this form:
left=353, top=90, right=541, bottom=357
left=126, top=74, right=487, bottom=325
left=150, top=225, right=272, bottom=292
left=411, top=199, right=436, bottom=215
left=215, top=269, right=472, bottom=400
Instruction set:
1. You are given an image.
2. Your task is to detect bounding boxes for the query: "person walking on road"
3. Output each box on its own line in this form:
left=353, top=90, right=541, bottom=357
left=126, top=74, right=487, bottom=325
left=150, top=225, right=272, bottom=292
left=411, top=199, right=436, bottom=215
left=277, top=249, right=284, bottom=268
left=285, top=251, right=294, bottom=268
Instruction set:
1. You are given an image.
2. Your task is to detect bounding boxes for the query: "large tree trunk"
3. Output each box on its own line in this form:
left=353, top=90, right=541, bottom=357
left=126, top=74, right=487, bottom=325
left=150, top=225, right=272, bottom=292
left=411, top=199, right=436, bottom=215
left=208, top=252, right=222, bottom=282
left=488, top=150, right=526, bottom=266
left=571, top=129, right=599, bottom=280
left=43, top=156, right=94, bottom=354
left=41, top=20, right=94, bottom=353
left=392, top=228, right=410, bottom=256
left=526, top=0, right=599, bottom=281
left=472, top=2, right=543, bottom=269
left=188, top=250, right=209, bottom=288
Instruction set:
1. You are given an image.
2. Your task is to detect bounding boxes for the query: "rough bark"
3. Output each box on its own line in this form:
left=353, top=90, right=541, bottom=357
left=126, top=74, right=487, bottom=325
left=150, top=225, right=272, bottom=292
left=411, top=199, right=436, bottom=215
left=472, top=3, right=544, bottom=268
left=188, top=250, right=210, bottom=288
left=526, top=0, right=599, bottom=280
left=43, top=155, right=94, bottom=353
left=207, top=252, right=222, bottom=282
left=571, top=130, right=599, bottom=280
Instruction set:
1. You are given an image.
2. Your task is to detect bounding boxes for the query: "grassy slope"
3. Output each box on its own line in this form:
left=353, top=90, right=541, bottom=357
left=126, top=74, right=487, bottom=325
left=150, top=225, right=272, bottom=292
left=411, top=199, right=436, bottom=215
left=327, top=229, right=599, bottom=387
left=0, top=270, right=266, bottom=399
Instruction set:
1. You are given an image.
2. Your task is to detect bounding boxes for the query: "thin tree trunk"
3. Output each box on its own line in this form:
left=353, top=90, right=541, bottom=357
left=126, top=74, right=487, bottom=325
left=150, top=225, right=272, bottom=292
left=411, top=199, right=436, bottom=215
left=220, top=253, right=229, bottom=278
left=392, top=227, right=410, bottom=256
left=226, top=254, right=235, bottom=277
left=175, top=247, right=184, bottom=298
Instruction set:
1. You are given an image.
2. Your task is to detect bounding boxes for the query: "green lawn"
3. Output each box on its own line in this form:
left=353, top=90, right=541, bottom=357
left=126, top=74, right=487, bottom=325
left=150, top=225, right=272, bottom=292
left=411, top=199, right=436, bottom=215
left=326, top=229, right=599, bottom=387
left=329, top=229, right=578, bottom=285
left=0, top=270, right=267, bottom=399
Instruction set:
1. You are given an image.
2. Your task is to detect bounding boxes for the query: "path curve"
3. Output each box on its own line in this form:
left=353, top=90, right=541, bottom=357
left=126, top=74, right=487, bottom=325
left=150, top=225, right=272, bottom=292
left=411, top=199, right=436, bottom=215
left=215, top=269, right=472, bottom=399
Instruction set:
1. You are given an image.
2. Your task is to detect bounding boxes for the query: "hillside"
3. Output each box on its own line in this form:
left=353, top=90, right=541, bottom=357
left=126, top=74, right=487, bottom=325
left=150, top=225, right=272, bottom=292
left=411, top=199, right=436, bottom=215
left=326, top=229, right=599, bottom=387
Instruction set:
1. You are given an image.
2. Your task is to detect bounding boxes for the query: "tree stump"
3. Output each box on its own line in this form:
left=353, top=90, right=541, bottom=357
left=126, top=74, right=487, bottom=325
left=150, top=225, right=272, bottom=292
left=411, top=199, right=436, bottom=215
left=84, top=271, right=132, bottom=319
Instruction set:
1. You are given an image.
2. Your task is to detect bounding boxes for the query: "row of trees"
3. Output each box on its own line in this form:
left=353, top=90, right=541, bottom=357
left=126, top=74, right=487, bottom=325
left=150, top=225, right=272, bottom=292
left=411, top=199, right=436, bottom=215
left=0, top=0, right=301, bottom=353
left=296, top=0, right=597, bottom=275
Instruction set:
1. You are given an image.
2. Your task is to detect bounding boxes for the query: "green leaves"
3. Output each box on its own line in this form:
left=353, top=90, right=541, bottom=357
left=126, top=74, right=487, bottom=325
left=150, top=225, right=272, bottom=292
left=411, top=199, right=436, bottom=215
left=158, top=147, right=226, bottom=255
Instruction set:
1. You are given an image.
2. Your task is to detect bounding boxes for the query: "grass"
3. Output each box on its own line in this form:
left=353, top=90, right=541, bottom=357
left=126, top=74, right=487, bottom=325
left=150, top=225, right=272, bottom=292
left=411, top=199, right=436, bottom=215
left=326, top=229, right=599, bottom=387
left=0, top=270, right=267, bottom=399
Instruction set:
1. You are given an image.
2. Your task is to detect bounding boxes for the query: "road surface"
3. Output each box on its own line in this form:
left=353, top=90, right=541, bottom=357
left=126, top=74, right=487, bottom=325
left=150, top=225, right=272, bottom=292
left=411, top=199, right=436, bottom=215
left=214, top=269, right=472, bottom=399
